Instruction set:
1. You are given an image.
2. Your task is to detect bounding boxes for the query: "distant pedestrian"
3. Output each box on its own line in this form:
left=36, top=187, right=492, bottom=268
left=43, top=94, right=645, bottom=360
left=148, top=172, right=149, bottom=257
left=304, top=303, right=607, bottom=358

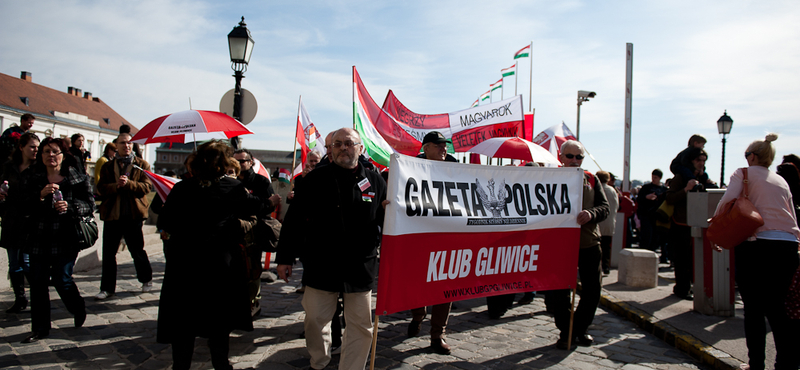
left=94, top=133, right=153, bottom=300
left=0, top=114, right=35, bottom=172
left=712, top=134, right=799, bottom=370
left=637, top=169, right=668, bottom=253
left=596, top=171, right=618, bottom=275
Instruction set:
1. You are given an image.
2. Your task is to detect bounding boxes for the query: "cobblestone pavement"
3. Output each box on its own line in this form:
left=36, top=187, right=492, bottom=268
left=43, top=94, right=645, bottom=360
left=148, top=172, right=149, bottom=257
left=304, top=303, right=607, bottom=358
left=1, top=253, right=710, bottom=370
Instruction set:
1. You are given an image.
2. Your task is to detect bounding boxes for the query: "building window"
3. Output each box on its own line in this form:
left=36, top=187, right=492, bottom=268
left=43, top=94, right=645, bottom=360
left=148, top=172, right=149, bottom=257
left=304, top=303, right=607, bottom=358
left=173, top=155, right=179, bottom=161
left=162, top=155, right=168, bottom=161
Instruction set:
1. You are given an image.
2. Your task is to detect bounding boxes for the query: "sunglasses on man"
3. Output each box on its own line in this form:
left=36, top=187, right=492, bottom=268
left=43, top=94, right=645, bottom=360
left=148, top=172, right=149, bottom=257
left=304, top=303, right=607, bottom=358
left=564, top=154, right=584, bottom=160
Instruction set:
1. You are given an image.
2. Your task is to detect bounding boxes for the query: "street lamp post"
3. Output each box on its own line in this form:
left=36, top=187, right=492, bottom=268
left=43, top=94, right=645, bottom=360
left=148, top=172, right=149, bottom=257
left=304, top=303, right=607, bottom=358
left=227, top=16, right=254, bottom=150
left=716, top=110, right=733, bottom=186
left=576, top=90, right=596, bottom=141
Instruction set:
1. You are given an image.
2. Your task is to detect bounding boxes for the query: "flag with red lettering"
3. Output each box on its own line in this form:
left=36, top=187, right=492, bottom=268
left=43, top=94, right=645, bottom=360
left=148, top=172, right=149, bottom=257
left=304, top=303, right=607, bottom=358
left=532, top=122, right=577, bottom=161
left=376, top=155, right=583, bottom=315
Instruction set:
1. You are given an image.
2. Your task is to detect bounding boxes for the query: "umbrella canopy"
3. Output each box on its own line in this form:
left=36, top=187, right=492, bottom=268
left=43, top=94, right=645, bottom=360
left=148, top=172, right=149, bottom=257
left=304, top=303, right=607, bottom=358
left=131, top=110, right=254, bottom=144
left=468, top=136, right=561, bottom=165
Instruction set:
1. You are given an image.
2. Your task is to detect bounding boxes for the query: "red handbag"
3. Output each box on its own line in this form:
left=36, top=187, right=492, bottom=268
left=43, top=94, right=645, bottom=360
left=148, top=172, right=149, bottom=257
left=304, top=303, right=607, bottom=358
left=706, top=168, right=765, bottom=249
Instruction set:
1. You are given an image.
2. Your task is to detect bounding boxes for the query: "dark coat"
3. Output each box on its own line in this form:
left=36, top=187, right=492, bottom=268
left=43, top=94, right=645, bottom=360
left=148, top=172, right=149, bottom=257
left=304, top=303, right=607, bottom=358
left=156, top=176, right=262, bottom=342
left=23, top=166, right=95, bottom=256
left=0, top=160, right=35, bottom=249
left=276, top=163, right=387, bottom=293
left=238, top=168, right=277, bottom=218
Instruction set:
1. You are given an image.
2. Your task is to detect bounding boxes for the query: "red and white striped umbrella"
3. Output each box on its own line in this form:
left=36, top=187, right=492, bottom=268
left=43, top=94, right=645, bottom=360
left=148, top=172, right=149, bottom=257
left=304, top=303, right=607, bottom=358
left=131, top=110, right=253, bottom=144
left=468, top=136, right=561, bottom=165
left=134, top=165, right=180, bottom=202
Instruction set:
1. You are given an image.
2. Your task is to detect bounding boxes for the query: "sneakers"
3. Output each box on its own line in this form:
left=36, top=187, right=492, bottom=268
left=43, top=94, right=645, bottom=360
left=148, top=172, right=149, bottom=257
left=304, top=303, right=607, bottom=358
left=142, top=281, right=154, bottom=293
left=94, top=291, right=114, bottom=300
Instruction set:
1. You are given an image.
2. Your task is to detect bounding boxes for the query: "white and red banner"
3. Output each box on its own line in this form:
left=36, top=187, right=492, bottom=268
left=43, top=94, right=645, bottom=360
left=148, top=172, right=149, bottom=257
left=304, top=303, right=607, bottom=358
left=376, top=155, right=584, bottom=315
left=294, top=97, right=326, bottom=178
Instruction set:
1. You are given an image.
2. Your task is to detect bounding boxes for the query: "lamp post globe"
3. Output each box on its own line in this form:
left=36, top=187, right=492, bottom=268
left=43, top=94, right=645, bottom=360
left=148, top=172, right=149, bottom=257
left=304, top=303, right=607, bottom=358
left=717, top=110, right=733, bottom=186
left=228, top=17, right=254, bottom=150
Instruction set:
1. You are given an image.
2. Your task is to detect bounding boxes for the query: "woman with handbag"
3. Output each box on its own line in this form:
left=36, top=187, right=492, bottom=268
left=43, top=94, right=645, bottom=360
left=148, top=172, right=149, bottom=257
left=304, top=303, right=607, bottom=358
left=0, top=132, right=39, bottom=313
left=156, top=140, right=263, bottom=370
left=21, top=137, right=94, bottom=343
left=712, top=134, right=799, bottom=370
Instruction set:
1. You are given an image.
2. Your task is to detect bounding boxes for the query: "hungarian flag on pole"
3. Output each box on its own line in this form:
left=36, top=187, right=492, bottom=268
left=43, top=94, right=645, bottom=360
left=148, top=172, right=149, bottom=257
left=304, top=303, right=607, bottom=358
left=489, top=79, right=503, bottom=92
left=278, top=168, right=292, bottom=184
left=501, top=63, right=516, bottom=77
left=294, top=97, right=325, bottom=178
left=134, top=165, right=180, bottom=203
left=480, top=90, right=491, bottom=101
left=514, top=44, right=531, bottom=59
left=470, top=99, right=479, bottom=108
left=353, top=66, right=399, bottom=168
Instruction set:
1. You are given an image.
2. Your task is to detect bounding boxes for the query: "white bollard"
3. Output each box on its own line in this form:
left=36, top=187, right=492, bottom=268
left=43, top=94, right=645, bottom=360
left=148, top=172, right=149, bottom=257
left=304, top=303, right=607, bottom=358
left=618, top=248, right=658, bottom=288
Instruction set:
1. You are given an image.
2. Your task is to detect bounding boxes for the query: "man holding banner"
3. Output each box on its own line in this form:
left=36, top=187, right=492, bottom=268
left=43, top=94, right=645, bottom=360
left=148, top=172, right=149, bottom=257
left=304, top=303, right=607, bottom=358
left=544, top=140, right=609, bottom=350
left=276, top=128, right=386, bottom=370
left=407, top=131, right=457, bottom=355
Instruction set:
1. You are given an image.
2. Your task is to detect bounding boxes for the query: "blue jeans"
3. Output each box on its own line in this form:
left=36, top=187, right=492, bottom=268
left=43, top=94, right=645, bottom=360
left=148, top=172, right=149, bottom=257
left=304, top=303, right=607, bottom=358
left=29, top=253, right=85, bottom=333
left=6, top=247, right=29, bottom=274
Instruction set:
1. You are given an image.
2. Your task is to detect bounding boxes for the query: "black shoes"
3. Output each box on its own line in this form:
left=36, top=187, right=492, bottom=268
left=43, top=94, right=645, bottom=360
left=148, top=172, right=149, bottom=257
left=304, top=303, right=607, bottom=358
left=22, top=331, right=49, bottom=343
left=576, top=334, right=594, bottom=346
left=6, top=297, right=28, bottom=313
left=407, top=320, right=422, bottom=338
left=555, top=338, right=571, bottom=350
left=75, top=310, right=87, bottom=328
left=674, top=291, right=694, bottom=301
left=431, top=338, right=451, bottom=355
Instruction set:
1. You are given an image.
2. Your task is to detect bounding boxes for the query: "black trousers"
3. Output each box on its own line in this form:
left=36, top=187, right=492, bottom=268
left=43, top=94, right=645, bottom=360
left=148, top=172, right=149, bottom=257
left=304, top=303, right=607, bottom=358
left=29, top=253, right=85, bottom=333
left=172, top=332, right=231, bottom=370
left=735, top=239, right=800, bottom=370
left=544, top=245, right=602, bottom=338
left=100, top=219, right=152, bottom=293
left=668, top=222, right=693, bottom=296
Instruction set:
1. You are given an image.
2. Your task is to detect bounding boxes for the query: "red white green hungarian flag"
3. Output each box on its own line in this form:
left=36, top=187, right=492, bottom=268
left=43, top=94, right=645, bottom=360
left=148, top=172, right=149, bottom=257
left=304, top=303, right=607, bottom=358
left=353, top=66, right=398, bottom=168
left=514, top=44, right=531, bottom=59
left=293, top=97, right=325, bottom=178
left=489, top=79, right=503, bottom=92
left=480, top=90, right=491, bottom=101
left=470, top=99, right=479, bottom=108
left=278, top=168, right=292, bottom=184
left=501, top=63, right=516, bottom=77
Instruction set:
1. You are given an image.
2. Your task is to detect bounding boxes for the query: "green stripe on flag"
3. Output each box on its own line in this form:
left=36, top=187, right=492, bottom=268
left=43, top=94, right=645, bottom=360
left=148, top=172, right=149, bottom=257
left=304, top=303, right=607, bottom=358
left=514, top=52, right=529, bottom=59
left=502, top=70, right=515, bottom=77
left=353, top=103, right=392, bottom=168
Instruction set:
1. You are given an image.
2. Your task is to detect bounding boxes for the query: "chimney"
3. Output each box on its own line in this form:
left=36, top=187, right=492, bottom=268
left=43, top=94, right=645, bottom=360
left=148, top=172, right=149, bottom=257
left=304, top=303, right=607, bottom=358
left=68, top=86, right=76, bottom=96
left=20, top=71, right=32, bottom=82
left=84, top=92, right=92, bottom=100
left=76, top=88, right=82, bottom=97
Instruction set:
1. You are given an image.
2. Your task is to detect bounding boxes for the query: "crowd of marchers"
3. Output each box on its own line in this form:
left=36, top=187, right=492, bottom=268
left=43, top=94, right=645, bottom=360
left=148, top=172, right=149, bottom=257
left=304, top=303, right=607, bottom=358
left=1, top=114, right=798, bottom=370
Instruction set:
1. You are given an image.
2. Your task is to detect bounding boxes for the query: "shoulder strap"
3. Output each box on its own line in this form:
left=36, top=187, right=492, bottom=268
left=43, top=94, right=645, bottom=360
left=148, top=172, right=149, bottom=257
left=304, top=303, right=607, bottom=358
left=742, top=168, right=750, bottom=199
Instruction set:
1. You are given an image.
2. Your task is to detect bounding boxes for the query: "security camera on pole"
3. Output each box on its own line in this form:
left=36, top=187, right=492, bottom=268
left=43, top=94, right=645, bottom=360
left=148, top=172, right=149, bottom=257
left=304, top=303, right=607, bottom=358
left=576, top=90, right=596, bottom=142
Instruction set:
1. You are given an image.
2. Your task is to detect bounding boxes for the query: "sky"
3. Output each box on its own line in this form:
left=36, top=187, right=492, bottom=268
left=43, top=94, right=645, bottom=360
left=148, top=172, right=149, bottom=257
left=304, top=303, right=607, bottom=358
left=2, top=0, right=800, bottom=185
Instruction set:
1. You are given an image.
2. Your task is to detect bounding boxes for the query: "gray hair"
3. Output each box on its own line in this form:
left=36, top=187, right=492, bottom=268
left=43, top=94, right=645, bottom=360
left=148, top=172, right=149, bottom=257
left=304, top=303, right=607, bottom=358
left=560, top=140, right=584, bottom=154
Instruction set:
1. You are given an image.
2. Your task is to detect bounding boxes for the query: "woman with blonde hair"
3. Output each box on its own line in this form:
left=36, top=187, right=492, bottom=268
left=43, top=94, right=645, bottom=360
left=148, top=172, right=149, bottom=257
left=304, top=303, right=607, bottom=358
left=713, top=133, right=799, bottom=370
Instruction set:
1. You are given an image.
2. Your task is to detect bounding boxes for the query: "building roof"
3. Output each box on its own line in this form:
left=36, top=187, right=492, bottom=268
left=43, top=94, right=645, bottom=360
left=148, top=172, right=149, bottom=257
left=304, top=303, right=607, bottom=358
left=0, top=71, right=138, bottom=133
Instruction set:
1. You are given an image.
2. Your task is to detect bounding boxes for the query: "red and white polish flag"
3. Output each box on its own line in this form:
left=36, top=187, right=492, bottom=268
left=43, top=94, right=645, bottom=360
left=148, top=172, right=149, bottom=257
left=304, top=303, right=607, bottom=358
left=134, top=165, right=180, bottom=203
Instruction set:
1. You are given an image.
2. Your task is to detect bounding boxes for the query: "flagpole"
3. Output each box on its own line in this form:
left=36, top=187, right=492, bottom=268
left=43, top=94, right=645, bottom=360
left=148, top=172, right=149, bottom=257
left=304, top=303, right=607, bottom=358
left=514, top=62, right=518, bottom=96
left=528, top=41, right=533, bottom=112
left=291, top=96, right=301, bottom=185
left=369, top=314, right=379, bottom=370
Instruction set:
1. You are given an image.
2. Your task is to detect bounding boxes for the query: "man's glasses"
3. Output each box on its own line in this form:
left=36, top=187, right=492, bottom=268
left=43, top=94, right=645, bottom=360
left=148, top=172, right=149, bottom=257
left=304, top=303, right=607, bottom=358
left=332, top=141, right=361, bottom=149
left=43, top=150, right=62, bottom=156
left=564, top=154, right=584, bottom=160
left=237, top=159, right=250, bottom=164
left=744, top=151, right=752, bottom=158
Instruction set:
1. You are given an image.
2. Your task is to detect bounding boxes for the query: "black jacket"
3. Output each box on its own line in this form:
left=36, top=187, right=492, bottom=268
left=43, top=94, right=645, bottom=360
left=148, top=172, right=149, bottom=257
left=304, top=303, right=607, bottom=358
left=238, top=168, right=277, bottom=218
left=276, top=162, right=387, bottom=292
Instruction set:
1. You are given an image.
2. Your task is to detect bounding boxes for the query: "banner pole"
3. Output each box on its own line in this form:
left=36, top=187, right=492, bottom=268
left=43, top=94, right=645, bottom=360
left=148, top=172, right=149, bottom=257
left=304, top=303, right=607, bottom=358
left=514, top=61, right=518, bottom=96
left=528, top=41, right=533, bottom=112
left=291, top=96, right=301, bottom=186
left=369, top=314, right=379, bottom=370
left=567, top=285, right=576, bottom=350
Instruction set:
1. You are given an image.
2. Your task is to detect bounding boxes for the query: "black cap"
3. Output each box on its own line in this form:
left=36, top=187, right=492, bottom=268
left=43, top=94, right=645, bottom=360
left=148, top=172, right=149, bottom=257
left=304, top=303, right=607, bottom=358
left=422, top=131, right=450, bottom=145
